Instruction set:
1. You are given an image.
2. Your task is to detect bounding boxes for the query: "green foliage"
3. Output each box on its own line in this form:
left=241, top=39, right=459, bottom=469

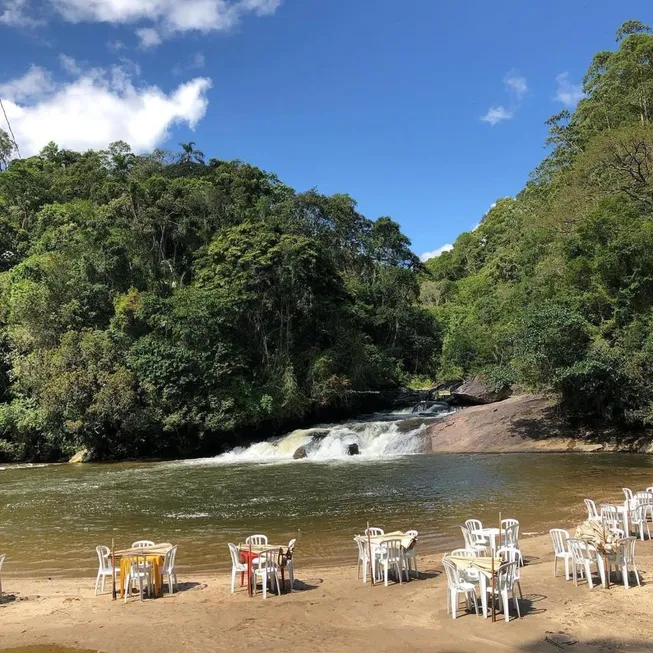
left=0, top=141, right=437, bottom=460
left=420, top=20, right=653, bottom=427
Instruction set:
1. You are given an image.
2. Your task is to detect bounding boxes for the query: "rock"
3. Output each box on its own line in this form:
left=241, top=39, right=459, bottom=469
left=452, top=375, right=512, bottom=406
left=293, top=446, right=308, bottom=460
left=69, top=448, right=92, bottom=463
left=346, top=443, right=360, bottom=456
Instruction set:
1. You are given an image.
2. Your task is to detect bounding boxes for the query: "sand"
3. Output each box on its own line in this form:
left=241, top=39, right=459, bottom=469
left=2, top=531, right=653, bottom=653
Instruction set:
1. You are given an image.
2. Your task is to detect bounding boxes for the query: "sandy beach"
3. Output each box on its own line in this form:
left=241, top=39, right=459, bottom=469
left=2, top=531, right=653, bottom=653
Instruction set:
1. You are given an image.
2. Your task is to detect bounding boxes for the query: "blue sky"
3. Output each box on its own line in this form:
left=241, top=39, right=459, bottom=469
left=1, top=0, right=652, bottom=259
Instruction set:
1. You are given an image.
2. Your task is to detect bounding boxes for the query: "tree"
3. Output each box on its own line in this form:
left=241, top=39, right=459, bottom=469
left=177, top=142, right=205, bottom=165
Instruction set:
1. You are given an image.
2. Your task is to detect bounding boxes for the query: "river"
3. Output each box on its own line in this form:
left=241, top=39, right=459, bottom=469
left=1, top=408, right=652, bottom=578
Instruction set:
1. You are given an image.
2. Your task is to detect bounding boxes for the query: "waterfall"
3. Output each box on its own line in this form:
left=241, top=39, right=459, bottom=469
left=209, top=406, right=455, bottom=465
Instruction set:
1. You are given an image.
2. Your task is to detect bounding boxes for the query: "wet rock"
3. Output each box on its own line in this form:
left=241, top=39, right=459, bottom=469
left=451, top=375, right=512, bottom=406
left=346, top=443, right=360, bottom=456
left=293, top=446, right=308, bottom=460
left=69, top=448, right=93, bottom=463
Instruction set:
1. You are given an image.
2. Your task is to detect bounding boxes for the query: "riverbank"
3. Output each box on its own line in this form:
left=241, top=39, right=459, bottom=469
left=425, top=394, right=653, bottom=453
left=2, top=530, right=653, bottom=652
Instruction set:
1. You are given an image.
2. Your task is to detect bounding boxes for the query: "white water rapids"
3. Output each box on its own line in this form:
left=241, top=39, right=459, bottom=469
left=210, top=406, right=456, bottom=464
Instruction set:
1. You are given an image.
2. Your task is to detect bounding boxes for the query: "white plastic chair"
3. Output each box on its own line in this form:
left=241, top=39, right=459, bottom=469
left=286, top=538, right=296, bottom=589
left=448, top=549, right=480, bottom=584
left=631, top=504, right=652, bottom=541
left=251, top=548, right=280, bottom=599
left=443, top=558, right=479, bottom=619
left=461, top=526, right=488, bottom=554
left=403, top=530, right=419, bottom=578
left=567, top=538, right=600, bottom=589
left=377, top=539, right=407, bottom=586
left=610, top=537, right=641, bottom=590
left=0, top=554, right=5, bottom=599
left=497, top=547, right=523, bottom=599
left=228, top=543, right=248, bottom=593
left=94, top=545, right=118, bottom=595
left=365, top=527, right=384, bottom=537
left=549, top=529, right=572, bottom=580
left=585, top=499, right=600, bottom=522
left=601, top=505, right=624, bottom=534
left=245, top=534, right=268, bottom=546
left=131, top=540, right=155, bottom=548
left=485, top=561, right=521, bottom=623
left=159, top=545, right=178, bottom=594
left=123, top=554, right=153, bottom=602
left=501, top=524, right=523, bottom=566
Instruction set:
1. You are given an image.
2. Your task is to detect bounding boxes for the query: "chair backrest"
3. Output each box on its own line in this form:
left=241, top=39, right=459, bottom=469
left=132, top=540, right=155, bottom=548
left=380, top=539, right=403, bottom=561
left=601, top=504, right=620, bottom=530
left=617, top=536, right=637, bottom=564
left=127, top=553, right=148, bottom=574
left=501, top=518, right=518, bottom=529
left=405, top=529, right=418, bottom=538
left=497, top=547, right=521, bottom=579
left=633, top=491, right=652, bottom=506
left=623, top=488, right=634, bottom=502
left=256, top=548, right=277, bottom=570
left=585, top=499, right=599, bottom=519
left=0, top=553, right=6, bottom=573
left=460, top=525, right=475, bottom=549
left=365, top=527, right=384, bottom=537
left=503, top=523, right=519, bottom=548
left=228, top=543, right=242, bottom=568
left=245, top=534, right=268, bottom=545
left=163, top=545, right=177, bottom=572
left=549, top=529, right=569, bottom=555
left=96, top=545, right=111, bottom=572
left=450, top=548, right=477, bottom=557
left=442, top=558, right=460, bottom=588
left=567, top=538, right=593, bottom=562
left=465, top=519, right=482, bottom=533
left=288, top=538, right=296, bottom=552
left=496, top=561, right=517, bottom=591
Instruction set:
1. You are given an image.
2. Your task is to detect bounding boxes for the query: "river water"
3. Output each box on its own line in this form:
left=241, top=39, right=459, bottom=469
left=1, top=409, right=652, bottom=578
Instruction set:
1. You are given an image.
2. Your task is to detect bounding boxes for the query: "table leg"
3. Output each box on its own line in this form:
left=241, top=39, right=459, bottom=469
left=597, top=554, right=607, bottom=589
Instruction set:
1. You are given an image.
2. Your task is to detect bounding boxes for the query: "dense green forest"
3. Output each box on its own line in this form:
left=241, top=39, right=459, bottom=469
left=421, top=20, right=653, bottom=429
left=2, top=20, right=653, bottom=462
left=0, top=131, right=438, bottom=461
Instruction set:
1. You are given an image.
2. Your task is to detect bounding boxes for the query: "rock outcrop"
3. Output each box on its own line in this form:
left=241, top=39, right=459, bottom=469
left=69, top=448, right=93, bottom=463
left=293, top=446, right=308, bottom=459
left=346, top=443, right=360, bottom=456
left=451, top=375, right=512, bottom=406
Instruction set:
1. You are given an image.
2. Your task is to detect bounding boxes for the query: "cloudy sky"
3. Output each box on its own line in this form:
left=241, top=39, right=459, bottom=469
left=1, top=0, right=652, bottom=259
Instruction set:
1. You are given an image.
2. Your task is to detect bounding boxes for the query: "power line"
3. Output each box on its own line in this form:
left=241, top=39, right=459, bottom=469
left=0, top=96, right=21, bottom=159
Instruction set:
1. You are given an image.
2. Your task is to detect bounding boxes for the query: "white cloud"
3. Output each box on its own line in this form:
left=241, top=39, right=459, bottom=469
left=0, top=64, right=212, bottom=156
left=42, top=0, right=282, bottom=45
left=136, top=26, right=162, bottom=48
left=504, top=72, right=527, bottom=100
left=420, top=244, right=454, bottom=262
left=481, top=106, right=513, bottom=126
left=172, top=52, right=206, bottom=75
left=555, top=72, right=584, bottom=108
left=107, top=39, right=126, bottom=53
left=0, top=65, right=55, bottom=102
left=59, top=54, right=81, bottom=75
left=0, top=0, right=41, bottom=27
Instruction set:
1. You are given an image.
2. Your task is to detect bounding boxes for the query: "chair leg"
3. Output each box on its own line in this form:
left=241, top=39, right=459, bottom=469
left=95, top=572, right=101, bottom=596
left=501, top=589, right=509, bottom=622
left=231, top=568, right=236, bottom=593
left=517, top=580, right=523, bottom=599
left=513, top=589, right=521, bottom=618
left=471, top=589, right=479, bottom=616
left=586, top=562, right=593, bottom=589
left=564, top=557, right=570, bottom=581
left=553, top=557, right=558, bottom=578
left=451, top=589, right=458, bottom=619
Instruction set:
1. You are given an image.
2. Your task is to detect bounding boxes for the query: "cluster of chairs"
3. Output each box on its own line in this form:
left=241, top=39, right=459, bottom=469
left=442, top=518, right=523, bottom=622
left=95, top=540, right=178, bottom=602
left=551, top=515, right=641, bottom=590
left=585, top=490, right=653, bottom=542
left=353, top=527, right=419, bottom=587
left=228, top=534, right=296, bottom=599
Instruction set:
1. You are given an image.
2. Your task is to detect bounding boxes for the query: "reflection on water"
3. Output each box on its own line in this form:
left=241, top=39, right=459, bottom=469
left=1, top=453, right=652, bottom=577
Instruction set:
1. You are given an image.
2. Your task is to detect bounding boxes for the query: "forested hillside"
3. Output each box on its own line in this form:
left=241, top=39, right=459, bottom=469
left=0, top=138, right=437, bottom=461
left=422, top=21, right=653, bottom=429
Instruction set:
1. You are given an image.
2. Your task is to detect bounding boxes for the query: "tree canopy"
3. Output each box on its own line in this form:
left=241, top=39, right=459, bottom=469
left=0, top=136, right=437, bottom=461
left=421, top=20, right=653, bottom=427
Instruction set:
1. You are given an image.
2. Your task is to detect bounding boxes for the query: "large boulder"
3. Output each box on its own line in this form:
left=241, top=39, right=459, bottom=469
left=346, top=443, right=360, bottom=456
left=69, top=448, right=93, bottom=463
left=293, top=446, right=308, bottom=460
left=452, top=375, right=512, bottom=406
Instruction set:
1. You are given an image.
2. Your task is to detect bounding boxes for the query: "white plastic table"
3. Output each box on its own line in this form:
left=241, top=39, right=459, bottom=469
left=478, top=527, right=501, bottom=553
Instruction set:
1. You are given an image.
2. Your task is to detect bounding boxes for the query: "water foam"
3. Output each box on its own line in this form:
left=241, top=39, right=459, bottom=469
left=206, top=409, right=455, bottom=465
